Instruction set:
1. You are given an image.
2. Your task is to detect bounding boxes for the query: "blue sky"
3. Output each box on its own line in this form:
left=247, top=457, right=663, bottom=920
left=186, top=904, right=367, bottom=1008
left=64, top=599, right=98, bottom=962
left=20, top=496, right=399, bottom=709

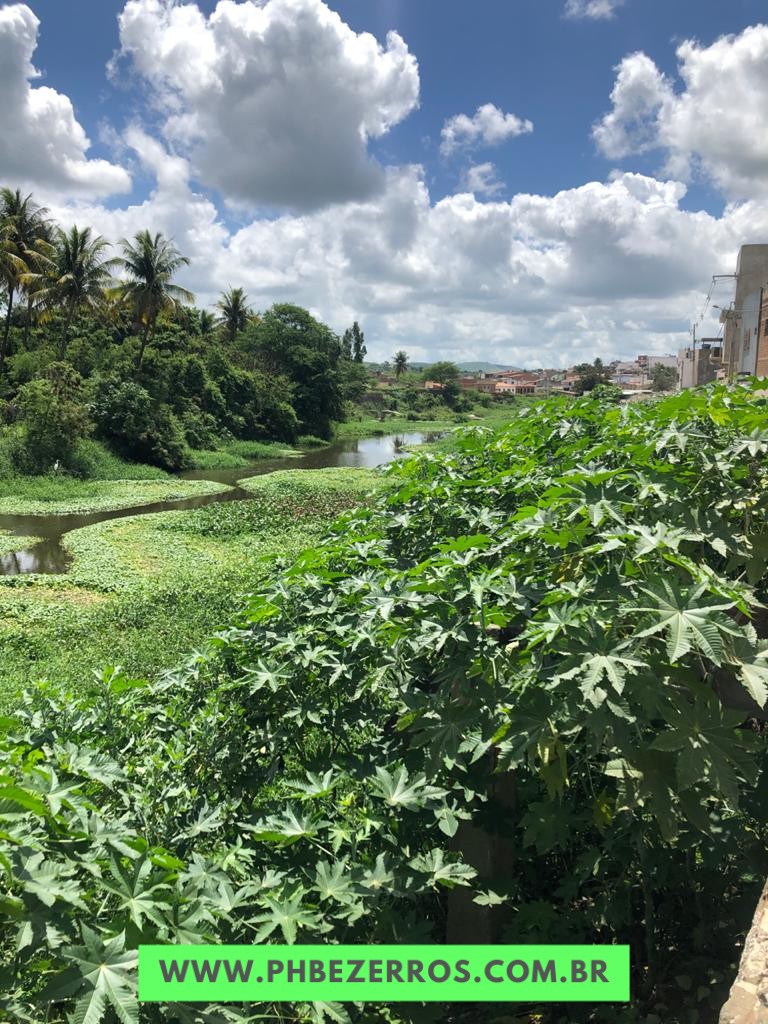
left=26, top=0, right=766, bottom=212
left=2, top=0, right=768, bottom=365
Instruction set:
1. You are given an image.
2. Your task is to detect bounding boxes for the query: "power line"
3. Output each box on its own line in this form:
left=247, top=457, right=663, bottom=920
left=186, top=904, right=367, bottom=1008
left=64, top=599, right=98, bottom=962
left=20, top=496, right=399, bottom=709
left=696, top=274, right=736, bottom=327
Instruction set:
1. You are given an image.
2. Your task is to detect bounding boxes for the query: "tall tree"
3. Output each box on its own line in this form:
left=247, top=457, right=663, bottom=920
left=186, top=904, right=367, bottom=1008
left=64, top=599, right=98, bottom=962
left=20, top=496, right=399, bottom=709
left=198, top=309, right=216, bottom=337
left=393, top=350, right=409, bottom=378
left=0, top=189, right=52, bottom=376
left=216, top=286, right=252, bottom=344
left=38, top=226, right=118, bottom=357
left=0, top=224, right=27, bottom=379
left=573, top=358, right=610, bottom=395
left=114, top=230, right=194, bottom=370
left=421, top=360, right=459, bottom=385
left=341, top=328, right=353, bottom=360
left=650, top=363, right=678, bottom=392
left=248, top=303, right=344, bottom=438
left=350, top=321, right=366, bottom=363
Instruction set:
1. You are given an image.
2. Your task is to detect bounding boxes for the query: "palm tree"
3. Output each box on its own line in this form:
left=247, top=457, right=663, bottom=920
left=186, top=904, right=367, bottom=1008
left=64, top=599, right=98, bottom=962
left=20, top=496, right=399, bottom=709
left=36, top=226, right=119, bottom=356
left=199, top=309, right=216, bottom=337
left=114, top=230, right=194, bottom=370
left=0, top=188, right=52, bottom=375
left=393, top=350, right=409, bottom=379
left=216, top=286, right=252, bottom=344
left=0, top=226, right=27, bottom=378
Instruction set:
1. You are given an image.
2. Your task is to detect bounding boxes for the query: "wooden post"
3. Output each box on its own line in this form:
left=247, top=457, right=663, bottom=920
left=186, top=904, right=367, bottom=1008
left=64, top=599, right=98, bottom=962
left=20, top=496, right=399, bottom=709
left=447, top=770, right=517, bottom=943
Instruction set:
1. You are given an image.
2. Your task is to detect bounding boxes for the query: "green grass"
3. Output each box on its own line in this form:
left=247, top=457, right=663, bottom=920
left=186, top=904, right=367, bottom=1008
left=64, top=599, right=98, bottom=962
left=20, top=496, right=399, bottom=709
left=0, top=477, right=231, bottom=515
left=188, top=439, right=301, bottom=468
left=0, top=468, right=385, bottom=707
left=238, top=467, right=382, bottom=502
left=333, top=402, right=523, bottom=439
left=333, top=414, right=457, bottom=439
left=297, top=434, right=331, bottom=448
left=71, top=439, right=169, bottom=480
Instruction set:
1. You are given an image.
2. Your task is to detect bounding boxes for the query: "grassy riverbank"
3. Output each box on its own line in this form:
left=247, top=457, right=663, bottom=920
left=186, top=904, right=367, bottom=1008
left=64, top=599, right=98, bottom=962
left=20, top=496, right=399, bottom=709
left=0, top=477, right=231, bottom=516
left=334, top=401, right=526, bottom=439
left=332, top=413, right=457, bottom=439
left=0, top=468, right=384, bottom=706
left=187, top=438, right=303, bottom=469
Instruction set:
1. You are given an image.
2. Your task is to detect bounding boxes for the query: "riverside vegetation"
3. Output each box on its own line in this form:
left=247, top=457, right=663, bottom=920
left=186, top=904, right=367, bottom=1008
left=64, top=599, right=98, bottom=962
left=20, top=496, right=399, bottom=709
left=0, top=469, right=383, bottom=706
left=1, top=382, right=768, bottom=1023
left=0, top=186, right=495, bottom=700
left=0, top=188, right=483, bottom=481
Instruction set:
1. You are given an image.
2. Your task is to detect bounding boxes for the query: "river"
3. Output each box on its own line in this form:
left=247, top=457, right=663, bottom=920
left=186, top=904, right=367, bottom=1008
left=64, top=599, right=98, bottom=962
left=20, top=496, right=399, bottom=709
left=0, top=432, right=436, bottom=577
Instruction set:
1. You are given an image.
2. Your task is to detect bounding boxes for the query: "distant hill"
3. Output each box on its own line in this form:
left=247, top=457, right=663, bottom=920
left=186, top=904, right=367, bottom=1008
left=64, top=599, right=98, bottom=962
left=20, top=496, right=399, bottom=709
left=456, top=362, right=522, bottom=372
left=366, top=361, right=522, bottom=372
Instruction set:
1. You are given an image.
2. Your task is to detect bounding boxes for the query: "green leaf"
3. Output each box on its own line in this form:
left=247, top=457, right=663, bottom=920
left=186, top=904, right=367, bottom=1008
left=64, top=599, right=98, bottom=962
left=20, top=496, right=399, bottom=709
left=48, top=928, right=138, bottom=1024
left=0, top=786, right=47, bottom=817
left=738, top=655, right=768, bottom=708
left=635, top=580, right=737, bottom=663
left=251, top=894, right=319, bottom=944
left=409, top=848, right=475, bottom=888
left=370, top=766, right=447, bottom=810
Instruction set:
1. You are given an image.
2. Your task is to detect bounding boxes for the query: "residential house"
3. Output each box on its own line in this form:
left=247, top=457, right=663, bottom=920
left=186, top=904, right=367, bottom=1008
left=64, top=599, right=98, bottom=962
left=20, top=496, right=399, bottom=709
left=677, top=339, right=722, bottom=389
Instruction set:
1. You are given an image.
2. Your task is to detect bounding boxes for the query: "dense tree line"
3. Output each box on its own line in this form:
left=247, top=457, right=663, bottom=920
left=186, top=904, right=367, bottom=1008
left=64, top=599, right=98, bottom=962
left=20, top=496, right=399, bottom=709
left=0, top=189, right=368, bottom=473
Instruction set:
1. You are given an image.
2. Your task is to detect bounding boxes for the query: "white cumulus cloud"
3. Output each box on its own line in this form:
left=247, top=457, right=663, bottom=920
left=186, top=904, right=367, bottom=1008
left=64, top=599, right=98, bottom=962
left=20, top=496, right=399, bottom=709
left=594, top=25, right=768, bottom=200
left=593, top=53, right=671, bottom=159
left=44, top=140, right=763, bottom=368
left=6, top=1, right=766, bottom=368
left=440, top=103, right=533, bottom=156
left=463, top=162, right=505, bottom=197
left=113, top=0, right=420, bottom=211
left=564, top=0, right=625, bottom=20
left=0, top=4, right=130, bottom=197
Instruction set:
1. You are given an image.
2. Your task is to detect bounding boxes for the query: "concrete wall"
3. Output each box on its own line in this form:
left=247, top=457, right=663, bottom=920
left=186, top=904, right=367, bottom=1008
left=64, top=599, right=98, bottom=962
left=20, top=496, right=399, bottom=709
left=645, top=355, right=677, bottom=370
left=720, top=878, right=768, bottom=1023
left=678, top=348, right=696, bottom=389
left=725, top=245, right=768, bottom=375
left=677, top=341, right=722, bottom=388
left=757, top=292, right=768, bottom=378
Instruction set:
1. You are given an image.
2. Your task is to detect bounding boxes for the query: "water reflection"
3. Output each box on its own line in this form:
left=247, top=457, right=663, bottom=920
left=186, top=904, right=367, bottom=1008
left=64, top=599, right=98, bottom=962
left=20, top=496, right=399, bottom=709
left=0, top=432, right=436, bottom=577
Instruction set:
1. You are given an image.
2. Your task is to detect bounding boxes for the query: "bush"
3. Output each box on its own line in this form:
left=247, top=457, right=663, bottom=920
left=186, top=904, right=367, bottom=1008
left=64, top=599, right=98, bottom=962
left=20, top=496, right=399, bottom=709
left=297, top=434, right=330, bottom=448
left=88, top=375, right=191, bottom=471
left=67, top=438, right=168, bottom=480
left=3, top=384, right=767, bottom=1022
left=589, top=381, right=624, bottom=403
left=0, top=426, right=17, bottom=477
left=180, top=408, right=219, bottom=449
left=15, top=363, right=92, bottom=474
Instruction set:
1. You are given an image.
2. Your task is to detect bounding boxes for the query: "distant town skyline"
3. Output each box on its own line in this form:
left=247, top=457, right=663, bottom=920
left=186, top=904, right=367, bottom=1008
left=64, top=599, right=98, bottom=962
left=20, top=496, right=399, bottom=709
left=2, top=0, right=768, bottom=365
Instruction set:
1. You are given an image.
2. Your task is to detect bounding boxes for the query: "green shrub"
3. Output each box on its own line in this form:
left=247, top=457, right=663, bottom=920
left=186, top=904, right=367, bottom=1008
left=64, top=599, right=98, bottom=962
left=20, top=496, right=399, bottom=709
left=67, top=439, right=168, bottom=480
left=15, top=363, right=92, bottom=474
left=297, top=434, right=330, bottom=448
left=179, top=408, right=219, bottom=449
left=88, top=376, right=191, bottom=471
left=3, top=384, right=768, bottom=1022
left=0, top=426, right=18, bottom=477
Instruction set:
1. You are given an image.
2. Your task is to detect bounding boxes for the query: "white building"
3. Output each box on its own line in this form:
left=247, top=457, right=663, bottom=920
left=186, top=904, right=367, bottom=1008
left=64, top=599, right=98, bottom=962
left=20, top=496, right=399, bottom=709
left=722, top=244, right=768, bottom=376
